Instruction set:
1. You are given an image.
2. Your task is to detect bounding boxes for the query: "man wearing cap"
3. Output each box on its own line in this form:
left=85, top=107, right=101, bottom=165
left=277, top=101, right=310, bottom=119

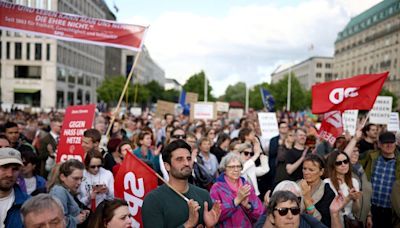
left=363, top=131, right=400, bottom=228
left=0, top=147, right=30, bottom=227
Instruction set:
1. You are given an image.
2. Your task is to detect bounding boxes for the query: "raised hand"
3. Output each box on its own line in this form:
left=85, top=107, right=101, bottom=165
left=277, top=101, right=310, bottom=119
left=153, top=144, right=163, bottom=156
left=184, top=199, right=200, bottom=228
left=203, top=200, right=221, bottom=228
left=299, top=180, right=312, bottom=199
left=235, top=184, right=251, bottom=206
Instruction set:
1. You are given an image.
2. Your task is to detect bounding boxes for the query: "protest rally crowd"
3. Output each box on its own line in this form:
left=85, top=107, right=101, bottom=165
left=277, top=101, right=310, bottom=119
left=0, top=105, right=399, bottom=228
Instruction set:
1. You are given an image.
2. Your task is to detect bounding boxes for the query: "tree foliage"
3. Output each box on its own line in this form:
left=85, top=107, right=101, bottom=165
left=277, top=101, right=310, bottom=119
left=380, top=88, right=398, bottom=109
left=224, top=82, right=246, bottom=104
left=183, top=71, right=216, bottom=101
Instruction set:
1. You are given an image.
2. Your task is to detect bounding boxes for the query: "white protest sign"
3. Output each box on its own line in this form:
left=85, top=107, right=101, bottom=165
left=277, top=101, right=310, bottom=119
left=130, top=107, right=142, bottom=116
left=258, top=112, right=279, bottom=140
left=387, top=112, right=400, bottom=132
left=369, top=96, right=392, bottom=124
left=228, top=108, right=244, bottom=120
left=216, top=102, right=229, bottom=112
left=342, top=110, right=358, bottom=136
left=192, top=103, right=216, bottom=120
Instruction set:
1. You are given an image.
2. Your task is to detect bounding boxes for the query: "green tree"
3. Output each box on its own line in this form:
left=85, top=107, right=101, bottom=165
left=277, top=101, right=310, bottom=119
left=183, top=71, right=216, bottom=101
left=379, top=88, right=398, bottom=109
left=162, top=89, right=180, bottom=102
left=146, top=80, right=164, bottom=103
left=224, top=82, right=246, bottom=104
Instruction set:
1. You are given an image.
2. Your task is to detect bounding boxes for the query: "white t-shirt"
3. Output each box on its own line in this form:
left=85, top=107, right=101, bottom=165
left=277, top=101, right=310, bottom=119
left=324, top=178, right=360, bottom=218
left=0, top=189, right=15, bottom=228
left=24, top=177, right=37, bottom=195
left=78, top=167, right=114, bottom=207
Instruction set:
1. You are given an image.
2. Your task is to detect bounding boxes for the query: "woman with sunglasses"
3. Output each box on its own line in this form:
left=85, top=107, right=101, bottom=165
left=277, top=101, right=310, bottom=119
left=324, top=151, right=362, bottom=225
left=298, top=154, right=335, bottom=227
left=87, top=199, right=131, bottom=228
left=238, top=142, right=269, bottom=196
left=78, top=149, right=114, bottom=210
left=210, top=153, right=264, bottom=227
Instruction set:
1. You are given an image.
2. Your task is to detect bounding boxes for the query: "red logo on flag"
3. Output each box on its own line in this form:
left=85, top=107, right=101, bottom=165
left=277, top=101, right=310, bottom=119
left=312, top=72, right=388, bottom=114
left=114, top=153, right=158, bottom=227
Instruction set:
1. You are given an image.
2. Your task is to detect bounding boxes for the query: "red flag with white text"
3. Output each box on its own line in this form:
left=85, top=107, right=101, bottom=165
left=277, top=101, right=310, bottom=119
left=318, top=111, right=343, bottom=145
left=114, top=153, right=158, bottom=228
left=312, top=72, right=388, bottom=114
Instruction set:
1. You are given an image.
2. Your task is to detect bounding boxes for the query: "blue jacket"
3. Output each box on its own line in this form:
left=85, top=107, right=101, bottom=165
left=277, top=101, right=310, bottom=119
left=4, top=185, right=30, bottom=227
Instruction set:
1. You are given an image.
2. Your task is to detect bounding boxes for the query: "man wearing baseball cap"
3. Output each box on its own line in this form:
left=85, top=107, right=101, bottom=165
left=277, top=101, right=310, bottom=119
left=0, top=147, right=30, bottom=227
left=363, top=131, right=400, bottom=228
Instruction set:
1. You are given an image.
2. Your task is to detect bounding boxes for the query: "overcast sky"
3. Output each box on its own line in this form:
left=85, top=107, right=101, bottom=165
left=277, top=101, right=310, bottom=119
left=105, top=0, right=381, bottom=97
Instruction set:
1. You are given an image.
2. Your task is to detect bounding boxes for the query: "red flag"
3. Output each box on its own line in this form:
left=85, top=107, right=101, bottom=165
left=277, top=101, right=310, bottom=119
left=318, top=111, right=343, bottom=145
left=114, top=153, right=158, bottom=227
left=312, top=72, right=388, bottom=114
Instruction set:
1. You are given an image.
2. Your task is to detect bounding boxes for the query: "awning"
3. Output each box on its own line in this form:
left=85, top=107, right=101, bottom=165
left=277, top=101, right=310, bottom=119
left=14, top=88, right=40, bottom=93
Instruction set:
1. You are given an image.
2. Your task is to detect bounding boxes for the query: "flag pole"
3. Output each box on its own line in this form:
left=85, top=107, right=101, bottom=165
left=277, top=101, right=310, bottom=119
left=155, top=172, right=189, bottom=202
left=204, top=75, right=208, bottom=102
left=287, top=66, right=291, bottom=111
left=245, top=83, right=249, bottom=113
left=106, top=48, right=143, bottom=139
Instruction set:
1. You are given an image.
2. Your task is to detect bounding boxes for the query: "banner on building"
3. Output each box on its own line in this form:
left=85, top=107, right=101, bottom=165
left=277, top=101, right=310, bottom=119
left=114, top=153, right=158, bottom=228
left=318, top=111, right=343, bottom=145
left=342, top=110, right=358, bottom=136
left=258, top=112, right=279, bottom=140
left=0, top=2, right=147, bottom=51
left=387, top=112, right=400, bottom=132
left=57, top=104, right=96, bottom=163
left=369, top=96, right=392, bottom=125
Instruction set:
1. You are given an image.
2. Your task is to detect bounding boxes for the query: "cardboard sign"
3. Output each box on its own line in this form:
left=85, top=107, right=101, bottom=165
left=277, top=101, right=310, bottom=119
left=216, top=102, right=229, bottom=112
left=185, top=92, right=198, bottom=104
left=258, top=112, right=279, bottom=140
left=130, top=107, right=142, bottom=116
left=191, top=102, right=216, bottom=120
left=228, top=108, right=244, bottom=120
left=155, top=100, right=176, bottom=118
left=342, top=110, right=358, bottom=136
left=387, top=112, right=400, bottom=132
left=57, top=104, right=96, bottom=163
left=370, top=96, right=392, bottom=124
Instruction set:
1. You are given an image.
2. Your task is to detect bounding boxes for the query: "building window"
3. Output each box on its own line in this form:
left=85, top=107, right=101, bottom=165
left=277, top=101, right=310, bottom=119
left=26, top=43, right=30, bottom=60
left=46, top=44, right=50, bottom=61
left=316, top=73, right=322, bottom=78
left=68, top=75, right=75, bottom=84
left=67, top=91, right=74, bottom=105
left=85, top=75, right=91, bottom=86
left=57, top=90, right=64, bottom=108
left=14, top=90, right=41, bottom=107
left=6, top=42, right=10, bottom=59
left=325, top=73, right=332, bottom=80
left=325, top=63, right=331, bottom=68
left=34, top=43, right=42, bottom=60
left=14, top=66, right=41, bottom=79
left=77, top=76, right=84, bottom=85
left=316, top=63, right=322, bottom=68
left=15, top=42, right=22, bottom=60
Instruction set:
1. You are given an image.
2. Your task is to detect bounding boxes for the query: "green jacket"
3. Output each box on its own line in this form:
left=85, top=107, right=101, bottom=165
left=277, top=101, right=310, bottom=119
left=362, top=149, right=400, bottom=181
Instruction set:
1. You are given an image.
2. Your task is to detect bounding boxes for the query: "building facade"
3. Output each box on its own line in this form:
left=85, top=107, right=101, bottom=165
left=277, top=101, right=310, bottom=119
left=0, top=0, right=116, bottom=108
left=164, top=78, right=181, bottom=91
left=271, top=56, right=334, bottom=90
left=334, top=0, right=400, bottom=99
left=121, top=46, right=165, bottom=87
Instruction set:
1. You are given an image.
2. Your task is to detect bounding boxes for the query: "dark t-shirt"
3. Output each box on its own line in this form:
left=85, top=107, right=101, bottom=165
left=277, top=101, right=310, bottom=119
left=358, top=139, right=376, bottom=156
left=285, top=147, right=306, bottom=182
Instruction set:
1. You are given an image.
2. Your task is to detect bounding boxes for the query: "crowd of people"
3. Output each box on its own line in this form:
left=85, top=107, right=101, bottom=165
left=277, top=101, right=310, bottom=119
left=0, top=107, right=399, bottom=228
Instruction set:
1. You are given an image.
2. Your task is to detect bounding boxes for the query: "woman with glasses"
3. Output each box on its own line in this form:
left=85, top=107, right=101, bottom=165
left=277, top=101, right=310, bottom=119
left=238, top=143, right=269, bottom=196
left=78, top=149, right=114, bottom=210
left=87, top=199, right=131, bottom=228
left=298, top=154, right=335, bottom=227
left=49, top=159, right=90, bottom=228
left=210, top=153, right=264, bottom=227
left=324, top=151, right=362, bottom=225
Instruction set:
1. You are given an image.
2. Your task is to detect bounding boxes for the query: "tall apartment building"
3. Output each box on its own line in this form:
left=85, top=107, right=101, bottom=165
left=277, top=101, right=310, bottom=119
left=121, top=46, right=166, bottom=86
left=334, top=0, right=400, bottom=99
left=271, top=56, right=334, bottom=90
left=0, top=0, right=116, bottom=108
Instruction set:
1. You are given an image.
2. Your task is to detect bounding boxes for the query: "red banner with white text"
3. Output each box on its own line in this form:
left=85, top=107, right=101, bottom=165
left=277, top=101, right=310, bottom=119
left=56, top=104, right=96, bottom=163
left=0, top=2, right=147, bottom=51
left=114, top=153, right=158, bottom=228
left=318, top=111, right=343, bottom=145
left=312, top=72, right=388, bottom=114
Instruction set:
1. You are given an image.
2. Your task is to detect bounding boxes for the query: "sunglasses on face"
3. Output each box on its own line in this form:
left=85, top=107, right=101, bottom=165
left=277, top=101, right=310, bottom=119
left=335, top=159, right=349, bottom=166
left=241, top=151, right=254, bottom=157
left=274, top=207, right=301, bottom=216
left=90, top=165, right=102, bottom=169
left=172, top=134, right=186, bottom=139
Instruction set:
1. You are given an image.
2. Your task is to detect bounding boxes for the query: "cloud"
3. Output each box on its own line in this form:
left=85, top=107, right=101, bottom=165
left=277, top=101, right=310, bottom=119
left=122, top=0, right=381, bottom=97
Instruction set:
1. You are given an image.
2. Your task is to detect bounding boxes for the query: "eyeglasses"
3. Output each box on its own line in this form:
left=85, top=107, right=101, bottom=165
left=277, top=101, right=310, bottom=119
left=335, top=159, right=349, bottom=166
left=90, top=165, right=102, bottom=169
left=241, top=151, right=254, bottom=157
left=172, top=134, right=186, bottom=139
left=274, top=207, right=301, bottom=216
left=226, top=165, right=242, bottom=170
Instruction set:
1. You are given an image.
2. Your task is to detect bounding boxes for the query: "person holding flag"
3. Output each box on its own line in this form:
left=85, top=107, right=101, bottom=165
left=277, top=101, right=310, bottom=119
left=142, top=139, right=221, bottom=227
